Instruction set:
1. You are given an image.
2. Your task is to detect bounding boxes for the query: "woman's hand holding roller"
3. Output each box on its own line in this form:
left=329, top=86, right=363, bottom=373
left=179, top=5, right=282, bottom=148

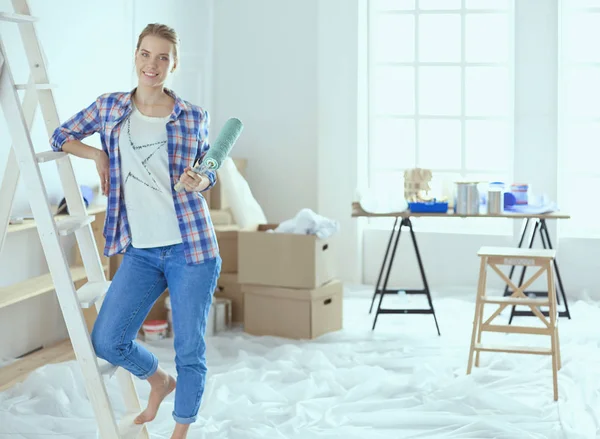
left=178, top=167, right=210, bottom=192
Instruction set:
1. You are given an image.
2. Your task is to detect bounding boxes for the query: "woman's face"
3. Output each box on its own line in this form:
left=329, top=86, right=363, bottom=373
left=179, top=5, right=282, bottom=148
left=135, top=35, right=177, bottom=88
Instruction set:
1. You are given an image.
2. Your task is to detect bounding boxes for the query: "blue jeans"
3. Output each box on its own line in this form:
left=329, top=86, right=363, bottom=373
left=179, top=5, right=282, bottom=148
left=91, top=243, right=221, bottom=424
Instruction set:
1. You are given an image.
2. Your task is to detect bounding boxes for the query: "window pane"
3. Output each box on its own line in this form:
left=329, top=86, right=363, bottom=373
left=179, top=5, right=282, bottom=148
left=465, top=67, right=510, bottom=116
left=419, top=0, right=461, bottom=9
left=372, top=14, right=415, bottom=62
left=563, top=122, right=600, bottom=173
left=559, top=175, right=600, bottom=238
left=366, top=170, right=407, bottom=227
left=419, top=67, right=461, bottom=116
left=466, top=0, right=509, bottom=8
left=465, top=120, right=511, bottom=171
left=428, top=172, right=463, bottom=201
left=465, top=14, right=510, bottom=63
left=464, top=172, right=511, bottom=189
left=371, top=66, right=415, bottom=115
left=373, top=0, right=415, bottom=10
left=419, top=15, right=461, bottom=62
left=370, top=118, right=416, bottom=169
left=418, top=119, right=462, bottom=169
left=368, top=170, right=406, bottom=204
left=564, top=67, right=600, bottom=119
left=563, top=13, right=600, bottom=63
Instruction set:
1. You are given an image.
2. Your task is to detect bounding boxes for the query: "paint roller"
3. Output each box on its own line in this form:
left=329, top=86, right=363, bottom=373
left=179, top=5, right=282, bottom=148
left=174, top=117, right=244, bottom=193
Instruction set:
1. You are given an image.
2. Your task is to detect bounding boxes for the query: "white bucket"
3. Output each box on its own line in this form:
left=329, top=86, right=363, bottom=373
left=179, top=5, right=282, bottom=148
left=142, top=320, right=169, bottom=341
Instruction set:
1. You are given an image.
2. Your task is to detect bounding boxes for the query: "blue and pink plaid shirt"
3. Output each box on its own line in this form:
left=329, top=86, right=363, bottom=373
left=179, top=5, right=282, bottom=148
left=50, top=88, right=219, bottom=265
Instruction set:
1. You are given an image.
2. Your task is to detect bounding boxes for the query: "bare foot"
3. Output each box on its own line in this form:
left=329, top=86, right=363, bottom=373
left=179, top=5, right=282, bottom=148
left=134, top=368, right=176, bottom=425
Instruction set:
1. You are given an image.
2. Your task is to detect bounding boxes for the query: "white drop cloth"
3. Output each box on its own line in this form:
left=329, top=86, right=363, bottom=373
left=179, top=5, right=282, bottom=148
left=217, top=158, right=267, bottom=228
left=0, top=289, right=598, bottom=438
left=272, top=208, right=339, bottom=239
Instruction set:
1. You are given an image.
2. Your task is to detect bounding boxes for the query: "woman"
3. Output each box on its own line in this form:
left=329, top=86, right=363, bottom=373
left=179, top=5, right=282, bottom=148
left=50, top=23, right=221, bottom=439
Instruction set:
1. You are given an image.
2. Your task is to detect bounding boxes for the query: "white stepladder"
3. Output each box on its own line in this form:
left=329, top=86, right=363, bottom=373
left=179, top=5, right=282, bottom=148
left=0, top=2, right=148, bottom=438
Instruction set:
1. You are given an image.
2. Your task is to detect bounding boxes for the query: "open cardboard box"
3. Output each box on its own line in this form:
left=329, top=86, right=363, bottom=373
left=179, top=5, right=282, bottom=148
left=238, top=223, right=336, bottom=289
left=214, top=225, right=242, bottom=273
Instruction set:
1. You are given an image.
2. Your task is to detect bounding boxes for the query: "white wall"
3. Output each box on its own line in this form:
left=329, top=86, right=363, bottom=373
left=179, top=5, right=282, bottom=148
left=212, top=0, right=319, bottom=223
left=212, top=0, right=364, bottom=283
left=317, top=0, right=364, bottom=285
left=0, top=0, right=214, bottom=359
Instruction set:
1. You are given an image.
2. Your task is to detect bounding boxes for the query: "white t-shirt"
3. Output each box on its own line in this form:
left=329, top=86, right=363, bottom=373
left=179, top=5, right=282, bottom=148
left=118, top=104, right=182, bottom=248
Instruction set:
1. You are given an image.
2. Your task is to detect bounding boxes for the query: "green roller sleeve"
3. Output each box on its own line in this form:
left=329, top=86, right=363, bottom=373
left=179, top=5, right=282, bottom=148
left=174, top=117, right=243, bottom=193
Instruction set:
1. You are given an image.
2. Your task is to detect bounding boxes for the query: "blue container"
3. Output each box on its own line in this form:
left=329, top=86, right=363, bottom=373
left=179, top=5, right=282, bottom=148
left=408, top=200, right=449, bottom=213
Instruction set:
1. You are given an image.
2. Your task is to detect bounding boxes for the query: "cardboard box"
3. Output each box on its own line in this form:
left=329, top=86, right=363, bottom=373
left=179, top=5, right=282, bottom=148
left=238, top=224, right=335, bottom=289
left=214, top=273, right=244, bottom=323
left=209, top=158, right=248, bottom=210
left=243, top=279, right=343, bottom=339
left=146, top=289, right=170, bottom=322
left=203, top=188, right=211, bottom=208
left=210, top=209, right=234, bottom=226
left=215, top=225, right=240, bottom=273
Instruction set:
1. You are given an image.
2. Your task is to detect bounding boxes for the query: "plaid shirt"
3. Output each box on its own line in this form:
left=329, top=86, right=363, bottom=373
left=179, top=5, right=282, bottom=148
left=50, top=88, right=219, bottom=265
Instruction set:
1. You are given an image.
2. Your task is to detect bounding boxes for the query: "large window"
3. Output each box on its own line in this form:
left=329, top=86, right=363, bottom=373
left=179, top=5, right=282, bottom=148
left=367, top=0, right=514, bottom=234
left=559, top=0, right=600, bottom=238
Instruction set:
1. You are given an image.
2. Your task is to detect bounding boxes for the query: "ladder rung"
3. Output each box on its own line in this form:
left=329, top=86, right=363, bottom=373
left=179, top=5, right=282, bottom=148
left=36, top=151, right=66, bottom=163
left=0, top=12, right=37, bottom=23
left=56, top=215, right=95, bottom=236
left=474, top=343, right=552, bottom=355
left=97, top=359, right=118, bottom=377
left=118, top=413, right=146, bottom=438
left=481, top=296, right=550, bottom=306
left=481, top=324, right=551, bottom=335
left=77, top=280, right=111, bottom=308
left=15, top=83, right=57, bottom=90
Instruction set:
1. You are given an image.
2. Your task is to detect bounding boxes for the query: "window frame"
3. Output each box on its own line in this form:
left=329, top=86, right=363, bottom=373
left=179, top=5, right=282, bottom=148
left=366, top=0, right=516, bottom=235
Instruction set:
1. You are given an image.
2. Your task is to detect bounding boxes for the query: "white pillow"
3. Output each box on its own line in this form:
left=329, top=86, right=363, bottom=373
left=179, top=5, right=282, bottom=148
left=217, top=157, right=267, bottom=228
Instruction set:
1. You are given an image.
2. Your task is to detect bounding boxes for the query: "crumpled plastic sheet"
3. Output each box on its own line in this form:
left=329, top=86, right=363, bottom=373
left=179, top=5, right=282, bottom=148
left=1, top=293, right=599, bottom=438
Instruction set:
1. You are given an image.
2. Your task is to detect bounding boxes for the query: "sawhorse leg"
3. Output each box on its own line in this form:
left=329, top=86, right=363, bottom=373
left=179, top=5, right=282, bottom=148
left=370, top=217, right=441, bottom=335
left=504, top=218, right=571, bottom=323
left=369, top=217, right=399, bottom=314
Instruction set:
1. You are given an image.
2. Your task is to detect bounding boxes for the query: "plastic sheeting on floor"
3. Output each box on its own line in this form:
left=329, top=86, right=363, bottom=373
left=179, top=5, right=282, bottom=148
left=1, top=288, right=599, bottom=439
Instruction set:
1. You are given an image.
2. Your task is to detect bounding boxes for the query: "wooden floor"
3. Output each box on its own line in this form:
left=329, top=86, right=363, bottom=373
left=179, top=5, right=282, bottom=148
left=0, top=339, right=74, bottom=392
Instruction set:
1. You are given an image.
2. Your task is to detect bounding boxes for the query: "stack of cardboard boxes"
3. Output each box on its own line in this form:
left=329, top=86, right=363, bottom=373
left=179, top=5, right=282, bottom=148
left=210, top=158, right=248, bottom=326
left=143, top=157, right=344, bottom=340
left=237, top=224, right=343, bottom=340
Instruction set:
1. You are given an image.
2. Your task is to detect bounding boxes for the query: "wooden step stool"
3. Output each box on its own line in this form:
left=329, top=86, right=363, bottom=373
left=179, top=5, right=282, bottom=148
left=466, top=246, right=562, bottom=401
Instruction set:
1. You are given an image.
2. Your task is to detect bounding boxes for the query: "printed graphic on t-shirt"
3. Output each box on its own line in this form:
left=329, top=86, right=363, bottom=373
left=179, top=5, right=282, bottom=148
left=123, top=117, right=166, bottom=193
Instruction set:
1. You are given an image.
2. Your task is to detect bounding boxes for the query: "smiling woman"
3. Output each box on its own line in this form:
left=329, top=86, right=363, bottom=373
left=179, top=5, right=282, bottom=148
left=49, top=22, right=221, bottom=439
left=135, top=24, right=179, bottom=113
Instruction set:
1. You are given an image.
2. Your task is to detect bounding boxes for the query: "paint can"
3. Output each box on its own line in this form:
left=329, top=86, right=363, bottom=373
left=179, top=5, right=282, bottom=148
left=487, top=189, right=503, bottom=214
left=455, top=182, right=480, bottom=215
